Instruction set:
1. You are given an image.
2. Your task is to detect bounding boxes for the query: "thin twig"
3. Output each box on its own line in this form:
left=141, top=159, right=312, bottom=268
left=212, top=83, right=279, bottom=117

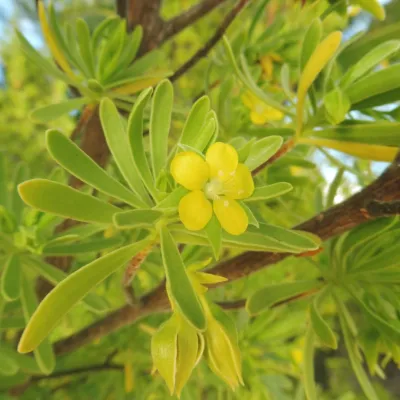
left=170, top=0, right=251, bottom=82
left=161, top=0, right=228, bottom=42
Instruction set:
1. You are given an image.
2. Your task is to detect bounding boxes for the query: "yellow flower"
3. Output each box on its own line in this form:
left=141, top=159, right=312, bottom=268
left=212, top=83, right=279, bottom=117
left=260, top=53, right=283, bottom=81
left=241, top=91, right=284, bottom=125
left=170, top=142, right=254, bottom=235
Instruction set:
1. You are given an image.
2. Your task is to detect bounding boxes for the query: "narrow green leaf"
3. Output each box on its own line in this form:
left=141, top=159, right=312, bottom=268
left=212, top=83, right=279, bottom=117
left=351, top=243, right=400, bottom=273
left=18, top=238, right=151, bottom=353
left=150, top=80, right=173, bottom=179
left=117, top=26, right=143, bottom=72
left=76, top=18, right=95, bottom=77
left=0, top=354, right=19, bottom=376
left=31, top=98, right=88, bottom=123
left=347, top=64, right=400, bottom=106
left=0, top=343, right=41, bottom=375
left=20, top=274, right=55, bottom=375
left=339, top=312, right=379, bottom=400
left=160, top=227, right=206, bottom=330
left=310, top=301, right=337, bottom=349
left=300, top=19, right=322, bottom=70
left=245, top=182, right=293, bottom=202
left=1, top=255, right=21, bottom=302
left=326, top=167, right=345, bottom=208
left=46, top=129, right=143, bottom=208
left=155, top=187, right=188, bottom=210
left=0, top=316, right=25, bottom=330
left=11, top=162, right=29, bottom=224
left=240, top=202, right=259, bottom=228
left=18, top=179, right=120, bottom=224
left=341, top=40, right=400, bottom=87
left=247, top=280, right=321, bottom=315
left=0, top=153, right=8, bottom=208
left=193, top=112, right=217, bottom=152
left=306, top=123, right=400, bottom=147
left=16, top=29, right=73, bottom=85
left=25, top=257, right=109, bottom=313
left=42, top=236, right=124, bottom=255
left=113, top=209, right=163, bottom=229
left=128, top=88, right=159, bottom=200
left=180, top=96, right=210, bottom=146
left=303, top=326, right=318, bottom=400
left=244, top=136, right=283, bottom=171
left=204, top=215, right=222, bottom=260
left=100, top=98, right=151, bottom=206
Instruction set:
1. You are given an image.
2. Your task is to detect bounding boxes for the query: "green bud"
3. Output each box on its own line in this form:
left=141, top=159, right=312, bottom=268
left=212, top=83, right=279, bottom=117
left=324, top=87, right=351, bottom=125
left=151, top=314, right=203, bottom=397
left=204, top=305, right=243, bottom=390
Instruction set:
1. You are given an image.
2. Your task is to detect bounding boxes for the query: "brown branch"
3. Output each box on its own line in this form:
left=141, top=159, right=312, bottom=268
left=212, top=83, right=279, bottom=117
left=161, top=0, right=229, bottom=42
left=53, top=152, right=400, bottom=355
left=116, top=0, right=127, bottom=18
left=170, top=0, right=251, bottom=82
left=363, top=200, right=400, bottom=218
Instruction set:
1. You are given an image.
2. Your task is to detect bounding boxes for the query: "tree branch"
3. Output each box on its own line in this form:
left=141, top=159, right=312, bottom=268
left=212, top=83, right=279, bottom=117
left=161, top=0, right=228, bottom=42
left=116, top=0, right=127, bottom=18
left=170, top=0, right=250, bottom=82
left=53, top=152, right=400, bottom=355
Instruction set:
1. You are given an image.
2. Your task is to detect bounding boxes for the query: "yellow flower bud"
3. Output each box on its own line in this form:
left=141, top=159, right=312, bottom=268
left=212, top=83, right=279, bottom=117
left=151, top=314, right=203, bottom=397
left=204, top=306, right=243, bottom=390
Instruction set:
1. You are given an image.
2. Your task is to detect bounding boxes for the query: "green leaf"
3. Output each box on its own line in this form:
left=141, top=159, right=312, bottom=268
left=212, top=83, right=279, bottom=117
left=300, top=19, right=322, bottom=70
left=341, top=40, right=400, bottom=88
left=25, top=257, right=109, bottom=313
left=117, top=26, right=143, bottom=72
left=326, top=167, right=345, bottom=208
left=11, top=162, right=29, bottom=224
left=100, top=98, right=151, bottom=206
left=46, top=129, right=143, bottom=208
left=247, top=280, right=321, bottom=315
left=18, top=179, right=120, bottom=224
left=76, top=18, right=95, bottom=77
left=306, top=123, right=400, bottom=147
left=240, top=202, right=259, bottom=228
left=0, top=153, right=8, bottom=208
left=31, top=98, right=88, bottom=122
left=245, top=182, right=293, bottom=202
left=127, top=88, right=159, bottom=200
left=114, top=209, right=163, bottom=229
left=18, top=238, right=151, bottom=353
left=0, top=316, right=25, bottom=330
left=303, top=326, right=318, bottom=400
left=310, top=300, right=337, bottom=349
left=155, top=187, right=188, bottom=210
left=180, top=96, right=210, bottom=147
left=150, top=80, right=173, bottom=179
left=1, top=255, right=21, bottom=302
left=193, top=112, right=217, bottom=152
left=20, top=273, right=55, bottom=375
left=255, top=224, right=321, bottom=251
left=16, top=29, right=73, bottom=85
left=339, top=311, right=379, bottom=400
left=204, top=215, right=222, bottom=260
left=42, top=236, right=124, bottom=255
left=244, top=136, right=283, bottom=171
left=160, top=227, right=206, bottom=330
left=0, top=353, right=19, bottom=376
left=0, top=343, right=41, bottom=375
left=347, top=64, right=400, bottom=107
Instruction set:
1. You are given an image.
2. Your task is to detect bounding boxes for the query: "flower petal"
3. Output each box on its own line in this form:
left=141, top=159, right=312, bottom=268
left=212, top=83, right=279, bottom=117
left=222, top=163, right=254, bottom=199
left=170, top=152, right=209, bottom=190
left=206, top=142, right=238, bottom=182
left=179, top=191, right=212, bottom=231
left=213, top=197, right=248, bottom=235
left=250, top=110, right=268, bottom=125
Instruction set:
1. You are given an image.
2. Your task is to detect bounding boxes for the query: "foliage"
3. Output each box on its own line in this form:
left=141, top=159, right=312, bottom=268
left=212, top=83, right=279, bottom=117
left=0, top=0, right=400, bottom=399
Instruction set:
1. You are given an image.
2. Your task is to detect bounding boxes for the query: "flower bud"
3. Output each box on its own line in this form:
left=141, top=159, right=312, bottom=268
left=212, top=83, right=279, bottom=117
left=204, top=306, right=243, bottom=390
left=323, top=87, right=350, bottom=125
left=151, top=314, right=204, bottom=397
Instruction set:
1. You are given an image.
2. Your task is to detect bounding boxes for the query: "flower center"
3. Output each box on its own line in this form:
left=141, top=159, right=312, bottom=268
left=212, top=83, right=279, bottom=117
left=204, top=178, right=224, bottom=200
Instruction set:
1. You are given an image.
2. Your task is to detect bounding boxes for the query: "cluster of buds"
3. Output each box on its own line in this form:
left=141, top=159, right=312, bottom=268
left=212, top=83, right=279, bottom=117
left=151, top=261, right=243, bottom=397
